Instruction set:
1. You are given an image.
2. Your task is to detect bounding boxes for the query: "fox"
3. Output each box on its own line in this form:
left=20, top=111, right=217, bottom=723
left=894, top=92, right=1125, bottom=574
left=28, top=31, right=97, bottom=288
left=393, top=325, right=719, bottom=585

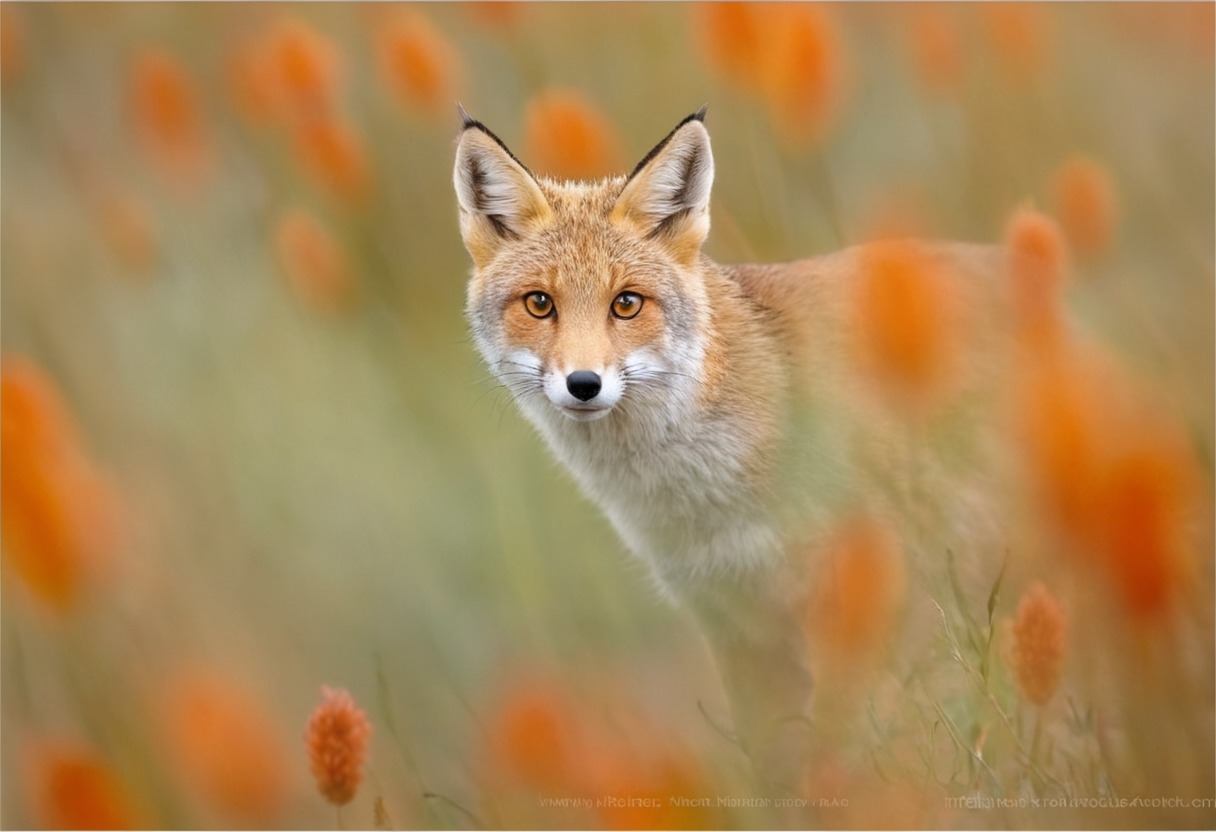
left=453, top=107, right=1014, bottom=787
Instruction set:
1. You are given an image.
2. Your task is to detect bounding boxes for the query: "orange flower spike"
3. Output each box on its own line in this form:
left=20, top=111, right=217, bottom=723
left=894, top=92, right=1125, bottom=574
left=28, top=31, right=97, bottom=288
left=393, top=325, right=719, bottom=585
left=486, top=681, right=585, bottom=792
left=129, top=48, right=210, bottom=185
left=292, top=115, right=371, bottom=203
left=1008, top=582, right=1067, bottom=707
left=24, top=742, right=140, bottom=830
left=983, top=3, right=1051, bottom=80
left=1005, top=206, right=1068, bottom=354
left=696, top=2, right=767, bottom=91
left=306, top=686, right=372, bottom=806
left=908, top=6, right=964, bottom=95
left=1050, top=156, right=1120, bottom=259
left=273, top=209, right=354, bottom=313
left=160, top=668, right=290, bottom=821
left=267, top=18, right=343, bottom=123
left=1, top=4, right=26, bottom=88
left=1, top=356, right=119, bottom=611
left=760, top=3, right=846, bottom=147
left=225, top=38, right=279, bottom=129
left=1095, top=428, right=1199, bottom=618
left=809, top=518, right=907, bottom=661
left=378, top=11, right=462, bottom=115
left=853, top=239, right=960, bottom=407
left=523, top=89, right=624, bottom=181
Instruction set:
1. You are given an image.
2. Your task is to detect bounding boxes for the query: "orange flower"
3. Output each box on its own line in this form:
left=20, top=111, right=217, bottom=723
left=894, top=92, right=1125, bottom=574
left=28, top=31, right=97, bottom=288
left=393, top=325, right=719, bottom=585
left=265, top=17, right=343, bottom=124
left=129, top=48, right=211, bottom=186
left=908, top=6, right=964, bottom=95
left=1050, top=156, right=1119, bottom=259
left=808, top=517, right=907, bottom=663
left=292, top=115, right=371, bottom=202
left=96, top=189, right=157, bottom=274
left=273, top=208, right=354, bottom=313
left=982, top=3, right=1051, bottom=80
left=523, top=89, right=624, bottom=181
left=760, top=3, right=846, bottom=148
left=377, top=11, right=462, bottom=115
left=306, top=686, right=371, bottom=806
left=1005, top=205, right=1068, bottom=354
left=852, top=239, right=961, bottom=407
left=159, top=666, right=290, bottom=821
left=1008, top=582, right=1067, bottom=707
left=225, top=37, right=279, bottom=129
left=23, top=741, right=140, bottom=830
left=1, top=3, right=26, bottom=88
left=696, top=2, right=769, bottom=91
left=589, top=746, right=713, bottom=830
left=463, top=2, right=523, bottom=29
left=1090, top=424, right=1200, bottom=618
left=484, top=679, right=587, bottom=793
left=1, top=355, right=120, bottom=612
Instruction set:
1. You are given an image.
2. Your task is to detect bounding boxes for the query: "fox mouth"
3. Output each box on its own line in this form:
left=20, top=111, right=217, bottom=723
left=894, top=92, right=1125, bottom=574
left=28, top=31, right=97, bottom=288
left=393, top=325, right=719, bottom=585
left=559, top=403, right=614, bottom=422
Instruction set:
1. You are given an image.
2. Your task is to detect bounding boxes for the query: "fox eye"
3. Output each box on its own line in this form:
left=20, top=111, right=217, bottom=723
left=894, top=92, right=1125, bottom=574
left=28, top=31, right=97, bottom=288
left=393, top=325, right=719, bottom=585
left=524, top=292, right=554, bottom=319
left=611, top=291, right=644, bottom=320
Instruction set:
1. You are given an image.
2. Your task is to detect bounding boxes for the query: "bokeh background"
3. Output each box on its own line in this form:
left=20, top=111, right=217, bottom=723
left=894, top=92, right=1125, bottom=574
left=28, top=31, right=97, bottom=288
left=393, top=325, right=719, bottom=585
left=1, top=3, right=1213, bottom=829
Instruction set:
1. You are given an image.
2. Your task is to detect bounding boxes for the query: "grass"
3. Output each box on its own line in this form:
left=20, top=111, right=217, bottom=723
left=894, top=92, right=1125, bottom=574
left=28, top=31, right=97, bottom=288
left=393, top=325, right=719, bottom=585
left=1, top=3, right=1213, bottom=829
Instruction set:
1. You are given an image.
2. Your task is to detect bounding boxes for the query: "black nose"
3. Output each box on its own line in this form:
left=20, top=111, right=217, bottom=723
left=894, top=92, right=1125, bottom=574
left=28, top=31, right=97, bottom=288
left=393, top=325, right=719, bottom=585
left=566, top=370, right=602, bottom=402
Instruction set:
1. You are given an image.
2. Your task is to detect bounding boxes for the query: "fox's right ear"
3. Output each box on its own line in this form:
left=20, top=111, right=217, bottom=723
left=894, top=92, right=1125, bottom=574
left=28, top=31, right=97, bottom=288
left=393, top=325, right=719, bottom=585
left=453, top=112, right=552, bottom=268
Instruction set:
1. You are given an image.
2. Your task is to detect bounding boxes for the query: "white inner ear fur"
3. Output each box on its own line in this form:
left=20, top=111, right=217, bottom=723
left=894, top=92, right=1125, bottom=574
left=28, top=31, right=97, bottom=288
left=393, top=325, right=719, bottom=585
left=612, top=120, right=714, bottom=237
left=454, top=129, right=551, bottom=237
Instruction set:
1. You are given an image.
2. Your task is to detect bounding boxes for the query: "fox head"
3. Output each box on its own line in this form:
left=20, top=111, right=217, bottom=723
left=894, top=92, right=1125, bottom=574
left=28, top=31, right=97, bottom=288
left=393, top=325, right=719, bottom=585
left=454, top=107, right=715, bottom=425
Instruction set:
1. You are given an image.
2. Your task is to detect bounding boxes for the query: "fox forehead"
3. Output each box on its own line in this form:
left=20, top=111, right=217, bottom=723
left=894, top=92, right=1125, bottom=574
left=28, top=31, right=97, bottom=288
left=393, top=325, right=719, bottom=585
left=469, top=178, right=689, bottom=301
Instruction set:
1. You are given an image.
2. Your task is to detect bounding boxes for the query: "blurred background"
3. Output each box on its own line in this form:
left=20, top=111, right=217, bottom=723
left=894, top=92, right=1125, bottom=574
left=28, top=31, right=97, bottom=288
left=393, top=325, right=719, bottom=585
left=1, top=3, right=1213, bottom=829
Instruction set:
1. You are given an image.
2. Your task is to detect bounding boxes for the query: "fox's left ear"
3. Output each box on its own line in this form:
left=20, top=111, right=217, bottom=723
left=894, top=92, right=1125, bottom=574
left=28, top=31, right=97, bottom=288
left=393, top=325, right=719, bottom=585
left=612, top=107, right=714, bottom=264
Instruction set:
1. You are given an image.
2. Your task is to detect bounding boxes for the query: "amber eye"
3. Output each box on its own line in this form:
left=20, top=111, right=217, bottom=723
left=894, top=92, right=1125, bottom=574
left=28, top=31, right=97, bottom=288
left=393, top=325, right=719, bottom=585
left=524, top=291, right=554, bottom=319
left=611, top=291, right=644, bottom=320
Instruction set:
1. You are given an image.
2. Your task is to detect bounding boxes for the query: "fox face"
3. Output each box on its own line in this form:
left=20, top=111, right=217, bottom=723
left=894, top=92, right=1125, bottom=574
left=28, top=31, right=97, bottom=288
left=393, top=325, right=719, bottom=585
left=455, top=109, right=715, bottom=426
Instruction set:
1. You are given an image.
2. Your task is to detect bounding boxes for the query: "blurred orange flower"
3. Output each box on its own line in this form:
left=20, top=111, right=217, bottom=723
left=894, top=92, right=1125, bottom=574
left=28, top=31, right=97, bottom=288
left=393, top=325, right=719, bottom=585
left=1008, top=582, right=1067, bottom=707
left=95, top=189, right=157, bottom=274
left=1, top=3, right=26, bottom=88
left=1090, top=424, right=1200, bottom=618
left=759, top=3, right=846, bottom=147
left=23, top=741, right=140, bottom=830
left=129, top=48, right=211, bottom=187
left=273, top=208, right=354, bottom=313
left=1005, top=205, right=1068, bottom=355
left=1, top=355, right=121, bottom=612
left=589, top=746, right=713, bottom=830
left=159, top=666, right=291, bottom=821
left=265, top=17, right=343, bottom=124
left=484, top=679, right=587, bottom=793
left=306, top=686, right=371, bottom=806
left=808, top=517, right=907, bottom=664
left=696, top=2, right=768, bottom=91
left=225, top=37, right=279, bottom=129
left=1050, top=155, right=1119, bottom=259
left=292, top=115, right=371, bottom=202
left=1013, top=350, right=1202, bottom=619
left=908, top=6, right=964, bottom=95
left=523, top=89, right=624, bottom=181
left=982, top=3, right=1051, bottom=80
left=852, top=239, right=961, bottom=407
left=463, top=2, right=523, bottom=29
left=377, top=11, right=462, bottom=115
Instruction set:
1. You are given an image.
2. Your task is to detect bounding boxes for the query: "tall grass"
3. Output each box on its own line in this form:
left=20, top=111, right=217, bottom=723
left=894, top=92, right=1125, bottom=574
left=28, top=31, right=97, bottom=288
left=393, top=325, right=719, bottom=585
left=2, top=3, right=1212, bottom=829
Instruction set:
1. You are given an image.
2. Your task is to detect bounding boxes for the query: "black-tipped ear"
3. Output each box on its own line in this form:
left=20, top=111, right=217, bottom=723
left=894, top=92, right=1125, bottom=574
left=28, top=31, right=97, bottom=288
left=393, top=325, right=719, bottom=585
left=453, top=116, right=552, bottom=267
left=611, top=110, right=714, bottom=263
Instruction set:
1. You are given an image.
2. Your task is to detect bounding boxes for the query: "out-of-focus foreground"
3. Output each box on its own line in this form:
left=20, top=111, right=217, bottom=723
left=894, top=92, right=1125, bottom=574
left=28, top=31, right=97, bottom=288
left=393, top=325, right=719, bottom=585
left=1, top=3, right=1213, bottom=829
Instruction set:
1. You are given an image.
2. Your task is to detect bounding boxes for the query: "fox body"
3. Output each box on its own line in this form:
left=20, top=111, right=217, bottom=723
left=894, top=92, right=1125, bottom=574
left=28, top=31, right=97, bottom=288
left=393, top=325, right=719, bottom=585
left=454, top=109, right=1008, bottom=780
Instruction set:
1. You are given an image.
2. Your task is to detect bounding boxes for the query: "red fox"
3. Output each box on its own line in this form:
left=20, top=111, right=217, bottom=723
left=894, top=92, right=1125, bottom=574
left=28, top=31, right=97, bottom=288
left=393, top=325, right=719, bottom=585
left=454, top=107, right=1014, bottom=786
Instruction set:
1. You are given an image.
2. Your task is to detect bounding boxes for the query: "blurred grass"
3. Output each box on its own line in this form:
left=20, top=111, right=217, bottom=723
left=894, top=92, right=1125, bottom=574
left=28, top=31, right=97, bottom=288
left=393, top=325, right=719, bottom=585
left=1, top=3, right=1213, bottom=829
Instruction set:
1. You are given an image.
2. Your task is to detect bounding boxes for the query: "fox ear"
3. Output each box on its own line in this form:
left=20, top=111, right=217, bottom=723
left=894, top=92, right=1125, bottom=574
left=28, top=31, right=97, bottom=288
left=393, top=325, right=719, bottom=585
left=454, top=112, right=552, bottom=268
left=612, top=107, right=714, bottom=264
